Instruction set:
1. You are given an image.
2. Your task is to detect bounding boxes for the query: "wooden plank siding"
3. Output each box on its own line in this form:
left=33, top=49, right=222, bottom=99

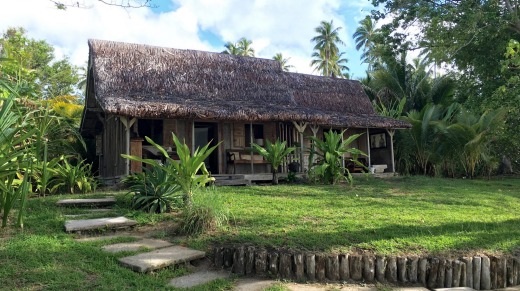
left=101, top=114, right=127, bottom=178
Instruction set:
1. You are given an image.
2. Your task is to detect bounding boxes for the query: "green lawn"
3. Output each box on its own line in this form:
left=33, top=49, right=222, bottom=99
left=1, top=176, right=519, bottom=290
left=192, top=175, right=520, bottom=256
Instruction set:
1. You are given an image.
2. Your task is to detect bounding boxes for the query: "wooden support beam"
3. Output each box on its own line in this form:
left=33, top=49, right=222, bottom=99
left=120, top=116, right=137, bottom=176
left=292, top=121, right=308, bottom=172
left=366, top=128, right=371, bottom=167
left=386, top=129, right=396, bottom=173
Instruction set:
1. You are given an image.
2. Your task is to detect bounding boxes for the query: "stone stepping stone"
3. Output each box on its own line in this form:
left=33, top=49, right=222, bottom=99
left=65, top=216, right=137, bottom=233
left=168, top=270, right=228, bottom=288
left=102, top=238, right=172, bottom=253
left=118, top=246, right=206, bottom=273
left=234, top=278, right=277, bottom=291
left=57, top=197, right=116, bottom=207
left=75, top=234, right=143, bottom=242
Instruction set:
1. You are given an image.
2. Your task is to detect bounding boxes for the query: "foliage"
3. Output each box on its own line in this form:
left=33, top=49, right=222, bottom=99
left=309, top=130, right=366, bottom=185
left=123, top=167, right=182, bottom=213
left=179, top=189, right=229, bottom=235
left=310, top=20, right=350, bottom=77
left=122, top=134, right=219, bottom=207
left=222, top=37, right=255, bottom=57
left=272, top=53, right=293, bottom=72
left=251, top=139, right=296, bottom=185
left=0, top=96, right=35, bottom=227
left=0, top=27, right=81, bottom=99
left=49, top=157, right=97, bottom=194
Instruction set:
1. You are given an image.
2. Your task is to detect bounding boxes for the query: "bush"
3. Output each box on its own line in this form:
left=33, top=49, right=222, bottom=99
left=123, top=166, right=182, bottom=213
left=49, top=157, right=97, bottom=194
left=179, top=189, right=229, bottom=235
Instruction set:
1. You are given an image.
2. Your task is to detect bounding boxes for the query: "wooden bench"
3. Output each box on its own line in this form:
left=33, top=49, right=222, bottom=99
left=226, top=149, right=269, bottom=174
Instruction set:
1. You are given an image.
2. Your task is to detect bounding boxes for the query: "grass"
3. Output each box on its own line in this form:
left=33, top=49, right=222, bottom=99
left=190, top=175, right=520, bottom=256
left=1, top=176, right=519, bottom=290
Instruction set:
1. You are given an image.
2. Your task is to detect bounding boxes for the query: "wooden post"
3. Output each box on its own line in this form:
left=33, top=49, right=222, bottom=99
left=366, top=128, right=371, bottom=167
left=310, top=124, right=319, bottom=167
left=292, top=121, right=307, bottom=172
left=386, top=129, right=395, bottom=172
left=250, top=122, right=254, bottom=174
left=120, top=116, right=136, bottom=176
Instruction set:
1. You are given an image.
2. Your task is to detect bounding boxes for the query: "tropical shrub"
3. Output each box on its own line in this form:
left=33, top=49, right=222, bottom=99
left=123, top=167, right=182, bottom=213
left=309, top=130, right=366, bottom=185
left=49, top=157, right=97, bottom=194
left=251, top=139, right=296, bottom=185
left=179, top=189, right=229, bottom=235
left=122, top=134, right=219, bottom=207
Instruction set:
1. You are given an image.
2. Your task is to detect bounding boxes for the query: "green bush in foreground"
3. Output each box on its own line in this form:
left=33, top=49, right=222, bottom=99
left=180, top=189, right=229, bottom=235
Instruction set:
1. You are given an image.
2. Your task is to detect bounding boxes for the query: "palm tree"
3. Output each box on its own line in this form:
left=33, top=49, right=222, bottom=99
left=222, top=38, right=255, bottom=57
left=311, top=20, right=346, bottom=77
left=237, top=38, right=255, bottom=57
left=251, top=139, right=295, bottom=185
left=311, top=50, right=350, bottom=77
left=353, top=16, right=377, bottom=68
left=272, top=53, right=293, bottom=72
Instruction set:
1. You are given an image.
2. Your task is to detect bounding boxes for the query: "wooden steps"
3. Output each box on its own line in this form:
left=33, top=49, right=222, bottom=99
left=118, top=246, right=206, bottom=273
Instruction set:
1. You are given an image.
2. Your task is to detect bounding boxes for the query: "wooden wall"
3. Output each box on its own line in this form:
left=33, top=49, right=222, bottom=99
left=100, top=114, right=127, bottom=178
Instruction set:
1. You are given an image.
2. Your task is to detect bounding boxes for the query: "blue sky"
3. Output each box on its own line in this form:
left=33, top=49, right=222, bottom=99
left=0, top=0, right=373, bottom=78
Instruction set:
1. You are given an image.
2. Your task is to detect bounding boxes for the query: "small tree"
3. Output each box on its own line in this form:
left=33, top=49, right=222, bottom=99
left=123, top=134, right=219, bottom=207
left=252, top=139, right=295, bottom=185
left=310, top=130, right=366, bottom=185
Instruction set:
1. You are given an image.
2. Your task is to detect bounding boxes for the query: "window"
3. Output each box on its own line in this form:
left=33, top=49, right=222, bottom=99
left=245, top=124, right=264, bottom=147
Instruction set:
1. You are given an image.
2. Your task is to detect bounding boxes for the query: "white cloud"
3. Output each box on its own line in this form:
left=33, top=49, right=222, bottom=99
left=0, top=0, right=370, bottom=75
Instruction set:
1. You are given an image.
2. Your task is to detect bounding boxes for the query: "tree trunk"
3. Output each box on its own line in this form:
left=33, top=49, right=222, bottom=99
left=272, top=170, right=278, bottom=185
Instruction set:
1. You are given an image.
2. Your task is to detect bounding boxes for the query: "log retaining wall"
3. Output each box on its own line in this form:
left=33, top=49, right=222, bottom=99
left=213, top=246, right=520, bottom=290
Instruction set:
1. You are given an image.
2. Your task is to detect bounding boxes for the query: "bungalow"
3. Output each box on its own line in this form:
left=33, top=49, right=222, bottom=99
left=80, top=39, right=410, bottom=183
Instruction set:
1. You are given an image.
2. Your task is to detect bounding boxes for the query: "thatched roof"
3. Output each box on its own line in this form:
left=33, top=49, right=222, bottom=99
left=82, top=39, right=410, bottom=131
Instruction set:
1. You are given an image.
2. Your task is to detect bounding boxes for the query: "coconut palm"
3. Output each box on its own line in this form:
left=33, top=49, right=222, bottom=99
left=222, top=38, right=255, bottom=57
left=251, top=139, right=295, bottom=185
left=272, top=53, right=293, bottom=72
left=353, top=16, right=378, bottom=68
left=311, top=50, right=350, bottom=78
left=311, top=20, right=347, bottom=77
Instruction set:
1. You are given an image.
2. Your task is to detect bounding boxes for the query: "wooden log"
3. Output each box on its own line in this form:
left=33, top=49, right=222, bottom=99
left=279, top=253, right=292, bottom=279
left=461, top=261, right=467, bottom=287
left=305, top=253, right=316, bottom=281
left=255, top=249, right=267, bottom=276
left=245, top=246, right=255, bottom=275
left=339, top=254, right=350, bottom=281
left=407, top=257, right=419, bottom=283
left=315, top=254, right=326, bottom=281
left=385, top=256, right=397, bottom=283
left=268, top=252, right=279, bottom=276
left=232, top=246, right=246, bottom=274
left=497, top=257, right=507, bottom=289
left=452, top=260, right=462, bottom=287
left=223, top=247, right=234, bottom=268
left=397, top=257, right=407, bottom=282
left=445, top=259, right=453, bottom=288
left=427, top=258, right=440, bottom=289
left=490, top=256, right=498, bottom=290
left=363, top=255, right=375, bottom=283
left=462, top=257, right=473, bottom=288
left=214, top=247, right=224, bottom=268
left=418, top=258, right=428, bottom=285
left=350, top=255, right=363, bottom=281
left=326, top=255, right=340, bottom=281
left=507, top=258, right=514, bottom=287
left=294, top=253, right=304, bottom=282
left=473, top=256, right=482, bottom=290
left=437, top=259, right=446, bottom=288
left=481, top=256, right=491, bottom=290
left=375, top=255, right=386, bottom=282
left=513, top=257, right=520, bottom=286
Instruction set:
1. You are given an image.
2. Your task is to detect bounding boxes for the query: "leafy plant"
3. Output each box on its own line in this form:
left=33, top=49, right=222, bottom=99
left=122, top=134, right=219, bottom=207
left=309, top=130, right=366, bottom=185
left=49, top=157, right=97, bottom=194
left=179, top=189, right=229, bottom=235
left=123, top=167, right=182, bottom=213
left=251, top=139, right=296, bottom=185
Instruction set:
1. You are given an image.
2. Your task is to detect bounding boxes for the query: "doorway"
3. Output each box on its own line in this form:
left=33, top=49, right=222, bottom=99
left=194, top=122, right=219, bottom=174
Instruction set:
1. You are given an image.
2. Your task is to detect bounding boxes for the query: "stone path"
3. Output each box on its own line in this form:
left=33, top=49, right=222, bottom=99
left=57, top=197, right=116, bottom=207
left=168, top=270, right=228, bottom=288
left=64, top=216, right=137, bottom=233
left=102, top=238, right=172, bottom=253
left=118, top=246, right=206, bottom=273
